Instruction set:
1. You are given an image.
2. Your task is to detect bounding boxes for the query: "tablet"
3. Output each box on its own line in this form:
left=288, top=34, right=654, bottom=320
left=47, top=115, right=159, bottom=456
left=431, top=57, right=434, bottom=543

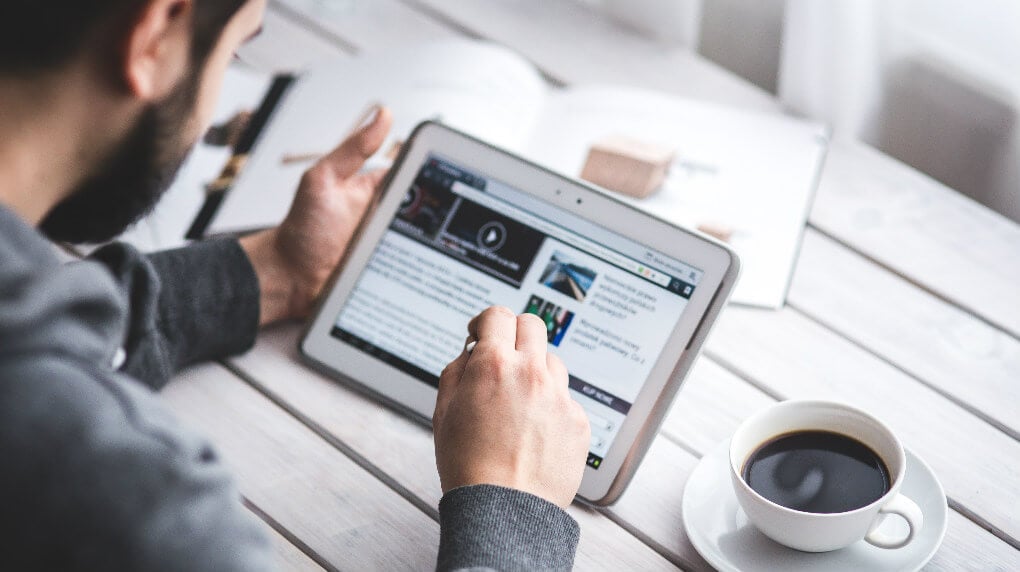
left=301, top=122, right=739, bottom=505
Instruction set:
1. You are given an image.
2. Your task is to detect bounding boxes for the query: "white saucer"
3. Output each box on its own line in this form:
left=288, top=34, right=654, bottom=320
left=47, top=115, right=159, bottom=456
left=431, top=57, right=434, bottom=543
left=682, top=440, right=948, bottom=572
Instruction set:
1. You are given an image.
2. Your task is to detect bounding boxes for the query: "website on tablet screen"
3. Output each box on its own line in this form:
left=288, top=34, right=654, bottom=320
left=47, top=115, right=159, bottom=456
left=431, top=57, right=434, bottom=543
left=333, top=156, right=702, bottom=468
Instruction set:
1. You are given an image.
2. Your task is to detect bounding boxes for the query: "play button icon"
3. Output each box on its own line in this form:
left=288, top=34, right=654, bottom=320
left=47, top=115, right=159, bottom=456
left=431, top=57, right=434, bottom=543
left=477, top=221, right=507, bottom=251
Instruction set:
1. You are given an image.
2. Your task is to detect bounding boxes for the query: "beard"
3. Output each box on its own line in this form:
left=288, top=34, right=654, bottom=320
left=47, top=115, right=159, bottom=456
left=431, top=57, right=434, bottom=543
left=39, top=71, right=201, bottom=244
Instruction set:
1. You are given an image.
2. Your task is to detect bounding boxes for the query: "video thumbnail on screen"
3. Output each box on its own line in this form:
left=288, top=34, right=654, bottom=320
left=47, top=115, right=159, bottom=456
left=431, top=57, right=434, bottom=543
left=395, top=181, right=457, bottom=241
left=522, top=294, right=575, bottom=347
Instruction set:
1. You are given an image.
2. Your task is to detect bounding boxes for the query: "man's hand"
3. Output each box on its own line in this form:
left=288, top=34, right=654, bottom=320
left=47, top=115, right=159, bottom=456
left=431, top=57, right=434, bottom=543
left=433, top=306, right=591, bottom=508
left=240, top=106, right=393, bottom=325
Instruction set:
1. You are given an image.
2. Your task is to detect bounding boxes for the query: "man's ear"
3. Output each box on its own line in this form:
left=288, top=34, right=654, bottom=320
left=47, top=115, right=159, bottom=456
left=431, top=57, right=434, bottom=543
left=121, top=0, right=193, bottom=100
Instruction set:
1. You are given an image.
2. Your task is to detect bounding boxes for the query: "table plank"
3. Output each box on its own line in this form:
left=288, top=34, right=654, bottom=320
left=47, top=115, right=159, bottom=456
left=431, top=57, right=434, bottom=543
left=227, top=325, right=680, bottom=571
left=790, top=229, right=1020, bottom=439
left=272, top=0, right=455, bottom=53
left=704, top=306, right=1020, bottom=545
left=927, top=515, right=1020, bottom=572
left=809, top=140, right=1020, bottom=339
left=161, top=363, right=441, bottom=570
left=661, top=358, right=775, bottom=455
left=610, top=438, right=710, bottom=571
left=271, top=0, right=774, bottom=118
left=239, top=5, right=344, bottom=72
left=398, top=0, right=778, bottom=112
left=225, top=325, right=1019, bottom=569
left=261, top=519, right=327, bottom=571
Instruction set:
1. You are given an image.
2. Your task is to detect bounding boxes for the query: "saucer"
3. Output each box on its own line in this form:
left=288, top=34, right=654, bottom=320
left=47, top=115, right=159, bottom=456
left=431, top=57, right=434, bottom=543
left=681, top=440, right=948, bottom=572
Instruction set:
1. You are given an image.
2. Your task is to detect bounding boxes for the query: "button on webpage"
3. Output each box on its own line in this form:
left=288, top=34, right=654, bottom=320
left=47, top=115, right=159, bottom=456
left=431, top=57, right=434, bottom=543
left=476, top=221, right=507, bottom=251
left=586, top=410, right=615, bottom=432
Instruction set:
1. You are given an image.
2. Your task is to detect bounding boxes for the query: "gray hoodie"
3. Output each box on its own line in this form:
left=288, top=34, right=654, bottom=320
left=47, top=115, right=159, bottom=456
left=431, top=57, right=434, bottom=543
left=0, top=204, right=578, bottom=571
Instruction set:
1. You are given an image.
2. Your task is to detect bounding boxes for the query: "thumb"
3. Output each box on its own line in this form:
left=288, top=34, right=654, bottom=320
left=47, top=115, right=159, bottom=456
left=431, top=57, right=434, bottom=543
left=434, top=343, right=470, bottom=427
left=318, top=105, right=393, bottom=181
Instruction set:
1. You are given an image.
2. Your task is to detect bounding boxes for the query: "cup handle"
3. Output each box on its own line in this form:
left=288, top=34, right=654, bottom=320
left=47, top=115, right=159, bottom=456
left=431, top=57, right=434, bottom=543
left=865, top=494, right=924, bottom=549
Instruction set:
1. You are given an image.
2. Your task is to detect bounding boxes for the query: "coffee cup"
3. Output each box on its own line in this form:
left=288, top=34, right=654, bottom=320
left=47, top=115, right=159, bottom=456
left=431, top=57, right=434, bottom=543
left=729, top=400, right=923, bottom=552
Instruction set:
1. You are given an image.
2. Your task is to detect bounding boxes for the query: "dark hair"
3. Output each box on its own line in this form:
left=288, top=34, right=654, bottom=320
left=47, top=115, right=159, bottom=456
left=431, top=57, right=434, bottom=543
left=0, top=0, right=248, bottom=76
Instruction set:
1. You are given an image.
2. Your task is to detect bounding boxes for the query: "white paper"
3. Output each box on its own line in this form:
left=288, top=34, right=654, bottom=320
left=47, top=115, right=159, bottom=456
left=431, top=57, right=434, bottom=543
left=523, top=86, right=829, bottom=308
left=208, top=39, right=548, bottom=235
left=208, top=42, right=828, bottom=308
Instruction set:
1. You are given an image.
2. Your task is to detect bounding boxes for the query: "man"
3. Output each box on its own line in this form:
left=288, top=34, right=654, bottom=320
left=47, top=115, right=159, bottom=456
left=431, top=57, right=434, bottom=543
left=0, top=0, right=591, bottom=570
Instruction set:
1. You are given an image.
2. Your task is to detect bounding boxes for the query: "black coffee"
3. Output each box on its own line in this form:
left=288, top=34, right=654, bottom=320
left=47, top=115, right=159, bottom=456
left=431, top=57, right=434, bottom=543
left=742, top=430, right=890, bottom=514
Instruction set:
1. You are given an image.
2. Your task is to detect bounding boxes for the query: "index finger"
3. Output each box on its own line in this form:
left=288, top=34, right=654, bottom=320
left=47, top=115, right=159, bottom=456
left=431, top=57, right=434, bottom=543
left=515, top=313, right=549, bottom=355
left=467, top=306, right=517, bottom=349
left=318, top=105, right=393, bottom=181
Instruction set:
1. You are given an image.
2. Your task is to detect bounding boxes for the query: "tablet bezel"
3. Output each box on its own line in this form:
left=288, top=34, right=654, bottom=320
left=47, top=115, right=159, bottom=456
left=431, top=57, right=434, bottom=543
left=301, top=121, right=739, bottom=505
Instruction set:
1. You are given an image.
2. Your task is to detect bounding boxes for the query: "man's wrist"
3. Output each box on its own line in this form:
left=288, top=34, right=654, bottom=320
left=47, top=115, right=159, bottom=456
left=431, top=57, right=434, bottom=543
left=239, top=229, right=299, bottom=326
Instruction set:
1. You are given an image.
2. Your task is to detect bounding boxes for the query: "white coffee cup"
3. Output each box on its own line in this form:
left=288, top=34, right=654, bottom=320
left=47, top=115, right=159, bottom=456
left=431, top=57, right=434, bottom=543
left=729, top=400, right=923, bottom=552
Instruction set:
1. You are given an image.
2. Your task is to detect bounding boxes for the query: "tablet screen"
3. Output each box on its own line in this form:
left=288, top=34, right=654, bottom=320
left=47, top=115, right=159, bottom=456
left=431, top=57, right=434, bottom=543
left=332, top=155, right=703, bottom=468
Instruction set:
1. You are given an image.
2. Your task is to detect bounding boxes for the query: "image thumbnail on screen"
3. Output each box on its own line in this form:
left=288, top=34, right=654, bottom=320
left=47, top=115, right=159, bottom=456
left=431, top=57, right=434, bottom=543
left=522, top=294, right=575, bottom=347
left=539, top=251, right=597, bottom=301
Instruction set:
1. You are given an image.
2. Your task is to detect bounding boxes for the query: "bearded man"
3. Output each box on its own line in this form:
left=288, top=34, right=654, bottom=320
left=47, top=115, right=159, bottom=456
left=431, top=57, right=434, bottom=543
left=0, top=1, right=590, bottom=570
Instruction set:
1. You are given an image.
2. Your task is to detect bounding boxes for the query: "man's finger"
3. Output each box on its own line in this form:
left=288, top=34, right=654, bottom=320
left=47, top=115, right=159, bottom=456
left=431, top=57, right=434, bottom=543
left=435, top=347, right=469, bottom=425
left=358, top=167, right=389, bottom=190
left=516, top=313, right=548, bottom=354
left=318, top=106, right=393, bottom=181
left=467, top=306, right=517, bottom=349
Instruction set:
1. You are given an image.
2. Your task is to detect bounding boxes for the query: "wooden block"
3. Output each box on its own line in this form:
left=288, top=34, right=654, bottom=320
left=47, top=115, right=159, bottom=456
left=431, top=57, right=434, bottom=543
left=697, top=222, right=734, bottom=243
left=580, top=135, right=676, bottom=198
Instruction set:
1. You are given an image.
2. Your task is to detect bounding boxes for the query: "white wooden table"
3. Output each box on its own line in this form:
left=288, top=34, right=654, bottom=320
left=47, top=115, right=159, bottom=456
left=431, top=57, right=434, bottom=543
left=160, top=2, right=1020, bottom=569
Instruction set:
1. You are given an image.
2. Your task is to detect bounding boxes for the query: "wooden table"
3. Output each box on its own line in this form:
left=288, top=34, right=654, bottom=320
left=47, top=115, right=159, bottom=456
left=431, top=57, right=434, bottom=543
left=159, top=1, right=1020, bottom=569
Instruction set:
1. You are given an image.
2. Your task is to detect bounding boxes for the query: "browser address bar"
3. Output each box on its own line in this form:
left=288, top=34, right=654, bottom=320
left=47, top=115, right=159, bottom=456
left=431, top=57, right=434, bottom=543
left=451, top=182, right=673, bottom=288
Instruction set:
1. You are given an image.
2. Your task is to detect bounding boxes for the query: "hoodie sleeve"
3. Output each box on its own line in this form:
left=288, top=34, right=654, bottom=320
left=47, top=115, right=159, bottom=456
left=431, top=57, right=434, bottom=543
left=89, top=238, right=260, bottom=391
left=437, top=485, right=580, bottom=571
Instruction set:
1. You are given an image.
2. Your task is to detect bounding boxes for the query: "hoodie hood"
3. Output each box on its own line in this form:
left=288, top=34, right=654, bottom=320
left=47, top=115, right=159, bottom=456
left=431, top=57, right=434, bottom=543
left=0, top=205, right=126, bottom=366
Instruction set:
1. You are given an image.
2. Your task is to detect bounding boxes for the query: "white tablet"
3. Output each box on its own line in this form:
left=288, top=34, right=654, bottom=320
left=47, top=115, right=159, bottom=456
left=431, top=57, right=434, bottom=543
left=301, top=122, right=739, bottom=505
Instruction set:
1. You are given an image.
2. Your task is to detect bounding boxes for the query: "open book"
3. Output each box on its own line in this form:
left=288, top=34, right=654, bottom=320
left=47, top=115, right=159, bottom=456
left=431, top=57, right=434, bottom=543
left=207, top=39, right=828, bottom=308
